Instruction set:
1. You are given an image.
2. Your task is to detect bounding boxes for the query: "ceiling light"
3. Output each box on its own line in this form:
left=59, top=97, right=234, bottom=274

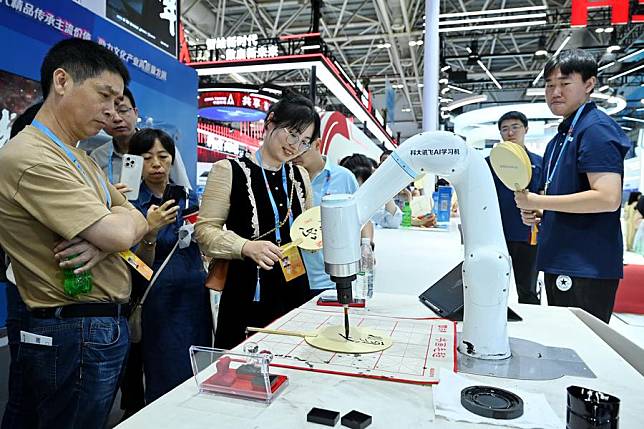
left=534, top=36, right=548, bottom=58
left=441, top=87, right=451, bottom=95
left=608, top=64, right=644, bottom=81
left=416, top=40, right=424, bottom=46
left=401, top=108, right=411, bottom=113
left=418, top=83, right=424, bottom=88
left=439, top=78, right=449, bottom=84
left=595, top=28, right=604, bottom=33
left=439, top=5, right=547, bottom=18
left=532, top=34, right=571, bottom=85
left=526, top=88, right=545, bottom=96
left=441, top=65, right=451, bottom=72
left=590, top=92, right=610, bottom=100
left=623, top=116, right=644, bottom=124
left=408, top=40, right=417, bottom=47
left=440, top=13, right=546, bottom=26
left=439, top=20, right=547, bottom=33
left=598, top=85, right=610, bottom=92
left=535, top=49, right=548, bottom=57
left=443, top=94, right=488, bottom=111
left=607, top=33, right=620, bottom=53
left=641, top=99, right=644, bottom=104
left=604, top=27, right=614, bottom=33
left=439, top=97, right=453, bottom=103
left=377, top=42, right=391, bottom=49
left=621, top=126, right=632, bottom=131
left=392, top=84, right=404, bottom=89
left=447, top=84, right=473, bottom=94
left=477, top=60, right=502, bottom=89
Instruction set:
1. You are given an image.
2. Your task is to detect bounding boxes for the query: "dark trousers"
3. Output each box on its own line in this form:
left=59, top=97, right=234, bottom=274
left=1, top=283, right=37, bottom=429
left=544, top=273, right=619, bottom=323
left=119, top=342, right=145, bottom=414
left=11, top=314, right=129, bottom=429
left=507, top=241, right=539, bottom=304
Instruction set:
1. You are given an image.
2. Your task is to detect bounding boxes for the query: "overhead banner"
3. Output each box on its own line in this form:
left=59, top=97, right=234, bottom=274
left=73, top=0, right=178, bottom=57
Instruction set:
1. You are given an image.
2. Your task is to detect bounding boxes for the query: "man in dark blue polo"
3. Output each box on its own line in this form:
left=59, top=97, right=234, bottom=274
left=488, top=111, right=542, bottom=304
left=515, top=49, right=630, bottom=323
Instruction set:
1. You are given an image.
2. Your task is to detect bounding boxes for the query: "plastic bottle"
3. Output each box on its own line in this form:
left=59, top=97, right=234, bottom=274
left=401, top=201, right=412, bottom=227
left=356, top=238, right=375, bottom=299
left=62, top=255, right=92, bottom=297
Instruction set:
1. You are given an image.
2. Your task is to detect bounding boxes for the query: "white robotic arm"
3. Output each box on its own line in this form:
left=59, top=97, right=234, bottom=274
left=321, top=131, right=512, bottom=360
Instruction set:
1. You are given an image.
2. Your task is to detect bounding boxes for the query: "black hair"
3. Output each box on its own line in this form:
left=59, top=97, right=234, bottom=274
left=379, top=149, right=393, bottom=164
left=128, top=128, right=176, bottom=164
left=122, top=87, right=136, bottom=108
left=10, top=101, right=43, bottom=138
left=266, top=90, right=320, bottom=140
left=339, top=153, right=374, bottom=183
left=497, top=111, right=528, bottom=130
left=628, top=191, right=642, bottom=206
left=543, top=49, right=597, bottom=82
left=40, top=38, right=130, bottom=98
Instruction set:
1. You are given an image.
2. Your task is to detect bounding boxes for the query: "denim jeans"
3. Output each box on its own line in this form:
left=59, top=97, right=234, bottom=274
left=1, top=282, right=36, bottom=429
left=14, top=314, right=129, bottom=429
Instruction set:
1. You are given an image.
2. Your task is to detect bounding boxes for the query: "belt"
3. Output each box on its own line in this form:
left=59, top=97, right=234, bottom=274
left=30, top=303, right=128, bottom=319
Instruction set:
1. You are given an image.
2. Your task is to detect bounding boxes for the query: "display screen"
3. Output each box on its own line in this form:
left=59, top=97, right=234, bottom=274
left=0, top=69, right=41, bottom=149
left=105, top=0, right=178, bottom=56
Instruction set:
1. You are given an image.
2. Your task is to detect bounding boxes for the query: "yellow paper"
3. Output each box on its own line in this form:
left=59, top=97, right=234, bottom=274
left=279, top=242, right=306, bottom=281
left=290, top=206, right=323, bottom=250
left=119, top=250, right=153, bottom=281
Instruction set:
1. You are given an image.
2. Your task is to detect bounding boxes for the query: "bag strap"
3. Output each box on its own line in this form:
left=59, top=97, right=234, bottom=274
left=139, top=239, right=180, bottom=305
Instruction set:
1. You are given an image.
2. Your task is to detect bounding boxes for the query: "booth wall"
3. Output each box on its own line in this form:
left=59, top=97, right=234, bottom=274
left=0, top=0, right=198, bottom=186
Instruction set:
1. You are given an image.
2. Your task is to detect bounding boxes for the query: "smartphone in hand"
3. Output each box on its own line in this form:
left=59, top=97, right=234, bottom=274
left=119, top=154, right=144, bottom=200
left=161, top=184, right=186, bottom=207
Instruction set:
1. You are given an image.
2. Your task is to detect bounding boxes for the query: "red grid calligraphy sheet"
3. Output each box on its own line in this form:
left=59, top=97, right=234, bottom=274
left=241, top=308, right=457, bottom=384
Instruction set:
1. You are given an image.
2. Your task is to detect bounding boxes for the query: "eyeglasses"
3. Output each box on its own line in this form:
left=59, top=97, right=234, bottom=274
left=500, top=124, right=524, bottom=134
left=282, top=128, right=313, bottom=150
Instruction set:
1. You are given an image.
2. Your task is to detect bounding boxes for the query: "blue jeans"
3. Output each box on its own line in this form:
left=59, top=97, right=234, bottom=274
left=15, top=314, right=129, bottom=429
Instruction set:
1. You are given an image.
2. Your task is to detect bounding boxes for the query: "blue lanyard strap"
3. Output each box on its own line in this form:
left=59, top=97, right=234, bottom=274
left=255, top=150, right=293, bottom=244
left=321, top=170, right=332, bottom=196
left=107, top=144, right=114, bottom=184
left=32, top=120, right=111, bottom=208
left=544, top=103, right=587, bottom=194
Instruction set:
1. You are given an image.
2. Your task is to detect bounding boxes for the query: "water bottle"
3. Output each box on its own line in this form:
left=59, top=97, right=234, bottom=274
left=62, top=255, right=92, bottom=297
left=401, top=201, right=412, bottom=227
left=357, top=238, right=375, bottom=299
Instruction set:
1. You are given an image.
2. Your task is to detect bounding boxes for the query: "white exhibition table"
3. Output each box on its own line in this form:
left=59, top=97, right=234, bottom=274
left=116, top=222, right=644, bottom=428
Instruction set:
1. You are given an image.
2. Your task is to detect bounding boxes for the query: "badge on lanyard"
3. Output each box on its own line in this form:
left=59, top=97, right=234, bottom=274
left=119, top=250, right=154, bottom=280
left=279, top=240, right=306, bottom=281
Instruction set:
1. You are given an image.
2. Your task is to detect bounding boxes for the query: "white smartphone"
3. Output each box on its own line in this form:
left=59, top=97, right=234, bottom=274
left=120, top=154, right=144, bottom=200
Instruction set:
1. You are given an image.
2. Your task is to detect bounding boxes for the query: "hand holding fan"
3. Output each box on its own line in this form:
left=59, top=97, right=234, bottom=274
left=490, top=142, right=538, bottom=245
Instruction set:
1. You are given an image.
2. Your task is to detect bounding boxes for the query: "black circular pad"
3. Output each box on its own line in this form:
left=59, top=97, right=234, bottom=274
left=461, top=385, right=524, bottom=420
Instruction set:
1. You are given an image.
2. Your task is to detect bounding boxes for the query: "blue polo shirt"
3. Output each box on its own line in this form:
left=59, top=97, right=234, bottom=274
left=537, top=102, right=630, bottom=279
left=302, top=157, right=359, bottom=290
left=487, top=148, right=542, bottom=243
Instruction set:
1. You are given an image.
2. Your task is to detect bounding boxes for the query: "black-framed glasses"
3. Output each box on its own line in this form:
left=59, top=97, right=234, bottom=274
left=282, top=128, right=313, bottom=150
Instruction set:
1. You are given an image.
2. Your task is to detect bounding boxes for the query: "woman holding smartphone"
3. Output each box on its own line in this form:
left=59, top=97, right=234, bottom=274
left=129, top=128, right=212, bottom=404
left=195, top=92, right=317, bottom=349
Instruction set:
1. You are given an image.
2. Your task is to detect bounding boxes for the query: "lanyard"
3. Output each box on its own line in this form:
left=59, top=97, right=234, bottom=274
left=107, top=144, right=114, bottom=184
left=321, top=169, right=332, bottom=197
left=255, top=150, right=292, bottom=244
left=544, top=103, right=587, bottom=194
left=32, top=120, right=111, bottom=208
